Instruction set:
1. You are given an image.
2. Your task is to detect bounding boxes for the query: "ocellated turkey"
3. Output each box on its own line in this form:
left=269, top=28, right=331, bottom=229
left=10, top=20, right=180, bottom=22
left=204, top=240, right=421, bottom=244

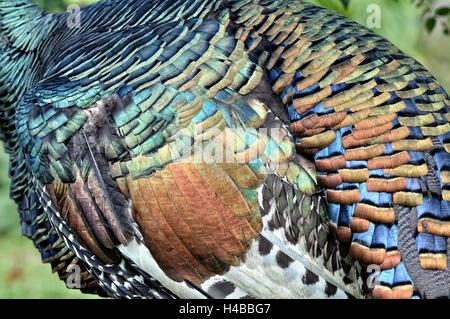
left=0, top=0, right=449, bottom=299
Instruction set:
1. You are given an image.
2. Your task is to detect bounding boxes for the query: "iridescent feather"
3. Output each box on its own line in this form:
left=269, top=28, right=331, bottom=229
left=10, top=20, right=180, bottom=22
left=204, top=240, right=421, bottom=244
left=1, top=0, right=449, bottom=299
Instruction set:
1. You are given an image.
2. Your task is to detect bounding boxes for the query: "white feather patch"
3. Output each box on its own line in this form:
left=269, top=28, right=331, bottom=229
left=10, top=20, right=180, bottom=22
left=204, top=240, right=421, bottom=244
left=117, top=239, right=206, bottom=299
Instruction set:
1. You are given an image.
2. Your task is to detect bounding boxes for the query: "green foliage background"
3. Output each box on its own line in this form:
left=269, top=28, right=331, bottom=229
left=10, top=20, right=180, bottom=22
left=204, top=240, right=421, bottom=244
left=0, top=0, right=448, bottom=298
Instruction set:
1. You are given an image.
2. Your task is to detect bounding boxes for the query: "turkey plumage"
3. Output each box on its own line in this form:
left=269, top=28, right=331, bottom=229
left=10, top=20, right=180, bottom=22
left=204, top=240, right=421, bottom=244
left=0, top=0, right=449, bottom=299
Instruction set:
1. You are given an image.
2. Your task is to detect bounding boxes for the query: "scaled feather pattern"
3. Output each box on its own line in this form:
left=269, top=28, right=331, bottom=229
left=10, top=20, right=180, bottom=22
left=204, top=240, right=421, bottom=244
left=0, top=0, right=449, bottom=299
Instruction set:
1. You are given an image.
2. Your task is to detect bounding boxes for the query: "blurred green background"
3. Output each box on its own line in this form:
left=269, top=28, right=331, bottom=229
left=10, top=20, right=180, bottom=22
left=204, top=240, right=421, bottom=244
left=0, top=0, right=448, bottom=298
